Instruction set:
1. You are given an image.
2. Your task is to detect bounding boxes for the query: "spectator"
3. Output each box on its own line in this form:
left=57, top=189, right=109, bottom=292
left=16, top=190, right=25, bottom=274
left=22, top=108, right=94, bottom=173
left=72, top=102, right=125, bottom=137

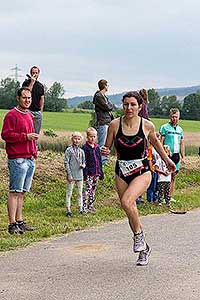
left=23, top=66, right=44, bottom=134
left=159, top=108, right=185, bottom=201
left=138, top=88, right=149, bottom=119
left=155, top=145, right=172, bottom=207
left=146, top=139, right=160, bottom=203
left=136, top=88, right=149, bottom=204
left=93, top=79, right=114, bottom=164
left=1, top=87, right=38, bottom=235
left=82, top=127, right=104, bottom=212
left=64, top=132, right=86, bottom=217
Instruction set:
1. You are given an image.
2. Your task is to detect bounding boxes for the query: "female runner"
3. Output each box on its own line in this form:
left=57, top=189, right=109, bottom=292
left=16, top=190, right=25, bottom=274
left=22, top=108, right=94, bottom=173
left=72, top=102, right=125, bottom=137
left=101, top=91, right=176, bottom=266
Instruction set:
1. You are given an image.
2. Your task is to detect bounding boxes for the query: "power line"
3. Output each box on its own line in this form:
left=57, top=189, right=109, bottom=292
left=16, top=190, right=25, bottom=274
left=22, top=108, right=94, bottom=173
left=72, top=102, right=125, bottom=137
left=10, top=64, right=23, bottom=81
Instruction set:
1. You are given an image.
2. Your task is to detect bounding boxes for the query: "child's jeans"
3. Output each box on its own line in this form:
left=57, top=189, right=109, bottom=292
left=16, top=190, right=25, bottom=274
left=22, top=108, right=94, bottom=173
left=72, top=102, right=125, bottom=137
left=66, top=180, right=83, bottom=210
left=147, top=172, right=158, bottom=202
left=83, top=175, right=99, bottom=208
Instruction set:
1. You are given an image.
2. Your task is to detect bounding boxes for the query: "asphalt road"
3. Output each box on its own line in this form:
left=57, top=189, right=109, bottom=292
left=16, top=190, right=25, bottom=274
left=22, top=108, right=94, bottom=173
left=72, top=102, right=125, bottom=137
left=0, top=209, right=200, bottom=300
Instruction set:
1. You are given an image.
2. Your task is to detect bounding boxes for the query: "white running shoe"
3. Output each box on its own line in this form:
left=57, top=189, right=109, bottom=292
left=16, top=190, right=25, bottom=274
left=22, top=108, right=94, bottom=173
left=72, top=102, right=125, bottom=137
left=133, top=231, right=146, bottom=252
left=136, top=244, right=151, bottom=266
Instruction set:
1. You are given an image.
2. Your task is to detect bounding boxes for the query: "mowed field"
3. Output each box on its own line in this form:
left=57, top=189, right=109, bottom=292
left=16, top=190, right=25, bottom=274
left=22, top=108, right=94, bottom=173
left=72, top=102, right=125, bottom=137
left=0, top=110, right=200, bottom=145
left=0, top=110, right=91, bottom=132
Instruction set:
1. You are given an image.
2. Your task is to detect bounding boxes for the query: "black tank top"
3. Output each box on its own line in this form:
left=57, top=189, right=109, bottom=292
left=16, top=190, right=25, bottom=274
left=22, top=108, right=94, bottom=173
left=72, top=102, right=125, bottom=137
left=114, top=117, right=148, bottom=160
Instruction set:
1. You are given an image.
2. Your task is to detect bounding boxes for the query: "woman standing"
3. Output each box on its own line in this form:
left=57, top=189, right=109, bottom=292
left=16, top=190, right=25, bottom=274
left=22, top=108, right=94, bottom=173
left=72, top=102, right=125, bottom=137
left=138, top=88, right=149, bottom=120
left=101, top=91, right=175, bottom=266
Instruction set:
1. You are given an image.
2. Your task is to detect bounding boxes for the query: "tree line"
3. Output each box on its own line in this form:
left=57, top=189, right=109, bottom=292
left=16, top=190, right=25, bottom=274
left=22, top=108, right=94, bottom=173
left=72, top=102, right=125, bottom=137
left=0, top=77, right=66, bottom=112
left=148, top=88, right=200, bottom=120
left=79, top=88, right=200, bottom=120
left=0, top=77, right=200, bottom=120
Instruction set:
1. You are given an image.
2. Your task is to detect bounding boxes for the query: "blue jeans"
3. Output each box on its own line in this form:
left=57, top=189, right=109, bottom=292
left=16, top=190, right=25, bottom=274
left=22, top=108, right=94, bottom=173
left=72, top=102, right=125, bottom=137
left=30, top=110, right=42, bottom=134
left=8, top=158, right=35, bottom=192
left=97, top=124, right=109, bottom=165
left=147, top=172, right=158, bottom=202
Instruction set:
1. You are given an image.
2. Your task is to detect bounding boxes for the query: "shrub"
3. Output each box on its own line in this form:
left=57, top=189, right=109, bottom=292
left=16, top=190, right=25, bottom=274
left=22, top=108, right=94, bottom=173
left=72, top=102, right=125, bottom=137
left=185, top=145, right=199, bottom=156
left=43, top=129, right=58, bottom=137
left=73, top=108, right=92, bottom=114
left=38, top=136, right=70, bottom=152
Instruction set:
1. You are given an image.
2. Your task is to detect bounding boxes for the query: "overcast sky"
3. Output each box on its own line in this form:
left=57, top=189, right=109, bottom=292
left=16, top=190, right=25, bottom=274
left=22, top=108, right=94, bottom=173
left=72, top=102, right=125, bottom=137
left=1, top=0, right=200, bottom=97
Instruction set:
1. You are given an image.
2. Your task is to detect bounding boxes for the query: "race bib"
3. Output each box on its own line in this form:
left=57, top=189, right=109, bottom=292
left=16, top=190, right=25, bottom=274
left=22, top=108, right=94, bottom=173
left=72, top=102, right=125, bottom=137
left=118, top=159, right=144, bottom=177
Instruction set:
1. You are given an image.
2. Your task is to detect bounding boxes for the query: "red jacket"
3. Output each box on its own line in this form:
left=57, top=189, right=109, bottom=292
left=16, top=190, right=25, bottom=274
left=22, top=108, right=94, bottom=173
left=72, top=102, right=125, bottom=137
left=1, top=108, right=37, bottom=159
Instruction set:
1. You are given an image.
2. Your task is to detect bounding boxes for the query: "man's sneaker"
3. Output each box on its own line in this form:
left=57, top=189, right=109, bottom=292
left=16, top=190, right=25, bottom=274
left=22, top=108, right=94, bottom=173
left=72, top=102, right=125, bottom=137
left=136, top=244, right=151, bottom=266
left=66, top=211, right=72, bottom=217
left=17, top=221, right=34, bottom=231
left=158, top=202, right=162, bottom=207
left=8, top=223, right=24, bottom=235
left=133, top=231, right=146, bottom=252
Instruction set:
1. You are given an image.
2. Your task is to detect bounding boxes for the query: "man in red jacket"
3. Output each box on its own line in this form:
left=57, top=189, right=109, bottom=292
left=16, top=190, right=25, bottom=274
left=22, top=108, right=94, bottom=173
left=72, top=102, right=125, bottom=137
left=1, top=87, right=39, bottom=235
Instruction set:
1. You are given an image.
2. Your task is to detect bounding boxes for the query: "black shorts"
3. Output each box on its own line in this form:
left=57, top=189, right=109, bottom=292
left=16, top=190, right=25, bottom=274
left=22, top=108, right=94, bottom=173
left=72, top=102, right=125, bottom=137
left=115, top=158, right=150, bottom=185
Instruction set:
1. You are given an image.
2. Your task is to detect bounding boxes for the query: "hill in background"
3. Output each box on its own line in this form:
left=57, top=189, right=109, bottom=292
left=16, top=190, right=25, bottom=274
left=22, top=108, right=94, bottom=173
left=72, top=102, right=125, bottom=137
left=67, top=84, right=200, bottom=107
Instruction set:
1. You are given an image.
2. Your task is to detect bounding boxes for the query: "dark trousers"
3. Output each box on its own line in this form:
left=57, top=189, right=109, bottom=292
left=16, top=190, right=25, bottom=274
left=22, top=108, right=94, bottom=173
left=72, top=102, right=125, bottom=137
left=157, top=181, right=171, bottom=204
left=147, top=172, right=158, bottom=202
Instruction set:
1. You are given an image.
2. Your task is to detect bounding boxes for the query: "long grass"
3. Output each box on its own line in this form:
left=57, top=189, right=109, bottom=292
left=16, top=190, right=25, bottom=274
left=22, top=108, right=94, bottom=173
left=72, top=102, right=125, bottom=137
left=0, top=151, right=199, bottom=252
left=1, top=109, right=200, bottom=132
left=38, top=139, right=199, bottom=155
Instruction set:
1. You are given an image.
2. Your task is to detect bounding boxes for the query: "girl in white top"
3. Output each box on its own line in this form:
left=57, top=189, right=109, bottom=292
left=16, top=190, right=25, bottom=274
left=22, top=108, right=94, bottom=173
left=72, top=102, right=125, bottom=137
left=155, top=145, right=172, bottom=206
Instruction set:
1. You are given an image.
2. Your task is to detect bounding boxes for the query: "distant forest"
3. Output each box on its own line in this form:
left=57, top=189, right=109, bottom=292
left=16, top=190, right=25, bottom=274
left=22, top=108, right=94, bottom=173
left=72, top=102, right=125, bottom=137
left=68, top=84, right=200, bottom=107
left=70, top=86, right=200, bottom=120
left=0, top=77, right=200, bottom=120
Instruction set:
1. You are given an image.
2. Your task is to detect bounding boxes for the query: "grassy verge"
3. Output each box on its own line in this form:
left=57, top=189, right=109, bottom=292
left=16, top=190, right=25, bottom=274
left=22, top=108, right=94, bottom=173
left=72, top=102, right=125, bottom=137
left=0, top=150, right=199, bottom=252
left=1, top=133, right=198, bottom=155
left=1, top=109, right=200, bottom=132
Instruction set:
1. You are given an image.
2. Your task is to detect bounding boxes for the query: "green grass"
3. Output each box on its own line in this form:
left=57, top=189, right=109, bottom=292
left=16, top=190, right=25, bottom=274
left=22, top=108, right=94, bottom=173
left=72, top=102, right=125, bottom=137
left=185, top=145, right=199, bottom=156
left=151, top=118, right=200, bottom=132
left=0, top=109, right=7, bottom=125
left=0, top=158, right=122, bottom=251
left=0, top=109, right=200, bottom=132
left=0, top=110, right=92, bottom=132
left=42, top=111, right=92, bottom=131
left=0, top=152, right=199, bottom=252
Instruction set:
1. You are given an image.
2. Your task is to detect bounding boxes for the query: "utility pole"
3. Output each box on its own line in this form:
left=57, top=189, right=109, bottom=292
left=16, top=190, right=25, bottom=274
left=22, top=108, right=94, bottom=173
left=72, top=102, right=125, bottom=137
left=10, top=64, right=22, bottom=81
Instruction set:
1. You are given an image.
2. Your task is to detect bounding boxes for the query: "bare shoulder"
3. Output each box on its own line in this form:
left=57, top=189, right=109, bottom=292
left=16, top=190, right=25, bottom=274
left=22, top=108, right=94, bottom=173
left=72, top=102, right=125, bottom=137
left=143, top=118, right=155, bottom=133
left=107, top=117, right=120, bottom=138
left=110, top=117, right=120, bottom=127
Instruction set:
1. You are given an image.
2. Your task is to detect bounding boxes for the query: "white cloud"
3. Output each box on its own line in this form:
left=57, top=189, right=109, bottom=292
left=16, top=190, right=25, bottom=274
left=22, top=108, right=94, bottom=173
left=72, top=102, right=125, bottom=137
left=0, top=0, right=200, bottom=97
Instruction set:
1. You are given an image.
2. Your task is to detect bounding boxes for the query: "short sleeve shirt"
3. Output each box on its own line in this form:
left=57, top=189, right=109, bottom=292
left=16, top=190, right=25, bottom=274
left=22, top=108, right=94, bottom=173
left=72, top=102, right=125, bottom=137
left=159, top=122, right=183, bottom=154
left=155, top=157, right=171, bottom=182
left=22, top=80, right=44, bottom=111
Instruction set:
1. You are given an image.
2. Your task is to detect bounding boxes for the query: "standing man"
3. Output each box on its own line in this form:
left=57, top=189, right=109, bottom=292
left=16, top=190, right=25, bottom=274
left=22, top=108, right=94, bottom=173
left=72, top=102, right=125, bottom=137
left=23, top=66, right=44, bottom=134
left=1, top=87, right=38, bottom=234
left=93, top=79, right=114, bottom=164
left=159, top=108, right=185, bottom=201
